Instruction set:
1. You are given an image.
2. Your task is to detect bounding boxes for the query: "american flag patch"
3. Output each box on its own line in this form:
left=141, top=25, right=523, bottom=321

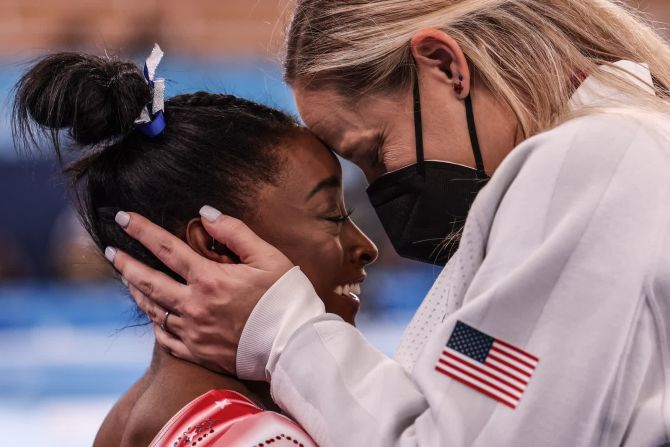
left=435, top=321, right=539, bottom=409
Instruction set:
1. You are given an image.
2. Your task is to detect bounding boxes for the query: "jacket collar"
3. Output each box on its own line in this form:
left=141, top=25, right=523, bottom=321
left=569, top=60, right=654, bottom=110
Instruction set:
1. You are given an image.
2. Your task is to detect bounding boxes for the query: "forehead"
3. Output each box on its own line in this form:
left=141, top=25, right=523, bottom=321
left=279, top=128, right=342, bottom=186
left=293, top=86, right=384, bottom=157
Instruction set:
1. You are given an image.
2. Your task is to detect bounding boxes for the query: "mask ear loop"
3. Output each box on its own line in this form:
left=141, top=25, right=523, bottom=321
left=412, top=68, right=426, bottom=178
left=464, top=94, right=488, bottom=179
left=413, top=61, right=487, bottom=180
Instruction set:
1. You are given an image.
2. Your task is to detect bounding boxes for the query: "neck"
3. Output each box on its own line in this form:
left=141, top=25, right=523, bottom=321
left=472, top=82, right=523, bottom=175
left=148, top=343, right=279, bottom=411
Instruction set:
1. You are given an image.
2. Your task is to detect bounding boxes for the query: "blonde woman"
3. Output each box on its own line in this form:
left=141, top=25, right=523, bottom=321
left=108, top=1, right=669, bottom=445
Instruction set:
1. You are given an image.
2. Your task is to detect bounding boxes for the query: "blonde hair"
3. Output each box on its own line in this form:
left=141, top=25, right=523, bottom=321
left=284, top=0, right=670, bottom=139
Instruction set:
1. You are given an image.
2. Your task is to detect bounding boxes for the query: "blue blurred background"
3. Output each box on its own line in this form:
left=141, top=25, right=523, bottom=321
left=0, top=3, right=441, bottom=445
left=0, top=1, right=666, bottom=445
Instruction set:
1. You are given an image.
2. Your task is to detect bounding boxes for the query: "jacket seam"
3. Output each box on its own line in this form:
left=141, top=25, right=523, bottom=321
left=646, top=291, right=670, bottom=443
left=596, top=292, right=647, bottom=446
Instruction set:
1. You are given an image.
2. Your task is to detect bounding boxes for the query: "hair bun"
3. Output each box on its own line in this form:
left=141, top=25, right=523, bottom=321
left=14, top=52, right=151, bottom=149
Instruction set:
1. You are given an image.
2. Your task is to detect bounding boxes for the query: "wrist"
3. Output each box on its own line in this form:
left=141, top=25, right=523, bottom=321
left=236, top=266, right=326, bottom=381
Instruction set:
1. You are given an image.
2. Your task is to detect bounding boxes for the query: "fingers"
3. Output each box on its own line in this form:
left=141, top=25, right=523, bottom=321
left=127, top=283, right=164, bottom=321
left=111, top=249, right=189, bottom=313
left=114, top=211, right=205, bottom=280
left=199, top=205, right=290, bottom=267
left=162, top=311, right=184, bottom=334
left=154, top=325, right=230, bottom=374
left=128, top=284, right=184, bottom=332
left=153, top=324, right=196, bottom=361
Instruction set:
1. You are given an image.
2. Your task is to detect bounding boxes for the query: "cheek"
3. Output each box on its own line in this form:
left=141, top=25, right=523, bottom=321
left=253, top=203, right=347, bottom=301
left=382, top=138, right=418, bottom=172
left=290, top=235, right=344, bottom=296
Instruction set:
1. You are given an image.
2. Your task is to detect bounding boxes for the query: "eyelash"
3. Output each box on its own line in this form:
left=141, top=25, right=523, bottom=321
left=325, top=208, right=354, bottom=224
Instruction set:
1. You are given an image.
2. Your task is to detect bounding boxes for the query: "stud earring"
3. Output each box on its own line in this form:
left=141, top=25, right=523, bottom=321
left=454, top=74, right=464, bottom=95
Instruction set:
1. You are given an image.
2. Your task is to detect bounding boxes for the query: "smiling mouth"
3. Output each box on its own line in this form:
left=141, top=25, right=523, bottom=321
left=333, top=282, right=362, bottom=302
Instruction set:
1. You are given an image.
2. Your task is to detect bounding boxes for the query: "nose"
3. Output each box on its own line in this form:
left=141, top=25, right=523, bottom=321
left=346, top=221, right=379, bottom=266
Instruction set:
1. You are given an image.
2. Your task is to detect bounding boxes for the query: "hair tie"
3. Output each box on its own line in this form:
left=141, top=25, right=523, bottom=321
left=135, top=44, right=166, bottom=138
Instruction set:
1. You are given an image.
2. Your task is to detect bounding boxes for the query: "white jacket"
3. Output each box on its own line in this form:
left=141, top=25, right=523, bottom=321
left=236, top=61, right=670, bottom=446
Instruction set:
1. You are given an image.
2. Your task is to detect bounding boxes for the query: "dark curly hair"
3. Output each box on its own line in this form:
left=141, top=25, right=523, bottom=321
left=13, top=51, right=299, bottom=284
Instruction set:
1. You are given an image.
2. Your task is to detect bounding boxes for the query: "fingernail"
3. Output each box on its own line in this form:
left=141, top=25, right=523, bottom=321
left=121, top=277, right=128, bottom=287
left=199, top=205, right=222, bottom=223
left=115, top=211, right=131, bottom=228
left=105, top=247, right=117, bottom=263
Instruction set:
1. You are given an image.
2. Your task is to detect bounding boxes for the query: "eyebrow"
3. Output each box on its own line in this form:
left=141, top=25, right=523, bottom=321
left=306, top=176, right=341, bottom=202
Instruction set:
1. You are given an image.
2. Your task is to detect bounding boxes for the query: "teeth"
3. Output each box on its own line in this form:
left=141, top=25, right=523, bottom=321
left=334, top=283, right=362, bottom=296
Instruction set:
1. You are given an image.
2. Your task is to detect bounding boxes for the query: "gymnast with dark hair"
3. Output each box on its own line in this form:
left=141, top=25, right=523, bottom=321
left=13, top=46, right=377, bottom=446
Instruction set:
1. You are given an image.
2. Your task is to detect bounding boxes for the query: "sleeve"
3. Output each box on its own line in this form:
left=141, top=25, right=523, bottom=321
left=237, top=268, right=430, bottom=446
left=236, top=116, right=670, bottom=447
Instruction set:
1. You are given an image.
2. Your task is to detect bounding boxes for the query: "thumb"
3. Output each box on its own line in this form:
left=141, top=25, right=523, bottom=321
left=199, top=205, right=292, bottom=271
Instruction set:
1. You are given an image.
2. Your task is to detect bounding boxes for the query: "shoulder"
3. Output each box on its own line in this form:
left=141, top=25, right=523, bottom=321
left=490, top=110, right=670, bottom=209
left=475, top=110, right=670, bottom=263
left=148, top=389, right=316, bottom=447
left=525, top=111, right=670, bottom=179
left=119, top=360, right=266, bottom=447
left=471, top=110, right=670, bottom=228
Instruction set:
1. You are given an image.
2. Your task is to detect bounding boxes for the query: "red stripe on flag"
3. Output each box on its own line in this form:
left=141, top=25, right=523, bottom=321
left=490, top=346, right=536, bottom=370
left=494, top=338, right=539, bottom=362
left=441, top=351, right=525, bottom=394
left=483, top=360, right=529, bottom=386
left=486, top=352, right=532, bottom=378
left=437, top=358, right=521, bottom=400
left=434, top=366, right=517, bottom=409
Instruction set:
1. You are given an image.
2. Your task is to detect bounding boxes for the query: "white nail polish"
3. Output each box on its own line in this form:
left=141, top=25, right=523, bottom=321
left=121, top=277, right=128, bottom=287
left=115, top=211, right=131, bottom=228
left=105, top=247, right=117, bottom=263
left=199, top=205, right=222, bottom=223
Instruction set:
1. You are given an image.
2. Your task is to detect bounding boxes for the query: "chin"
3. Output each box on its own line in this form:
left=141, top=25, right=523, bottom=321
left=342, top=312, right=357, bottom=327
left=325, top=292, right=360, bottom=326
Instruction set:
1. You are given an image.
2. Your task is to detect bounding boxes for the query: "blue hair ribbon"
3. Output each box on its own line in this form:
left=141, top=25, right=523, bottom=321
left=135, top=44, right=166, bottom=138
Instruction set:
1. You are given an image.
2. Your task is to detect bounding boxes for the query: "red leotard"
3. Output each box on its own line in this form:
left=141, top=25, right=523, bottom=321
left=149, top=390, right=316, bottom=447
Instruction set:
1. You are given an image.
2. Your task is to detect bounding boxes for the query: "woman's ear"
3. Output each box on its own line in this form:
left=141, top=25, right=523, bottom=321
left=410, top=28, right=471, bottom=98
left=186, top=218, right=238, bottom=264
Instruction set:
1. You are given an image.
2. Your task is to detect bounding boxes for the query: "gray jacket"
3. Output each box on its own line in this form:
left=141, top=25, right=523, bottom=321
left=237, top=61, right=670, bottom=446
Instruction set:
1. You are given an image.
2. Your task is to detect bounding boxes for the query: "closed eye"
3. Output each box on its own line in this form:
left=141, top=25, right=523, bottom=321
left=324, top=208, right=354, bottom=224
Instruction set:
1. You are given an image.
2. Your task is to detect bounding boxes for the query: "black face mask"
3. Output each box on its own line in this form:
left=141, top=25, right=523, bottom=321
left=366, top=72, right=489, bottom=265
